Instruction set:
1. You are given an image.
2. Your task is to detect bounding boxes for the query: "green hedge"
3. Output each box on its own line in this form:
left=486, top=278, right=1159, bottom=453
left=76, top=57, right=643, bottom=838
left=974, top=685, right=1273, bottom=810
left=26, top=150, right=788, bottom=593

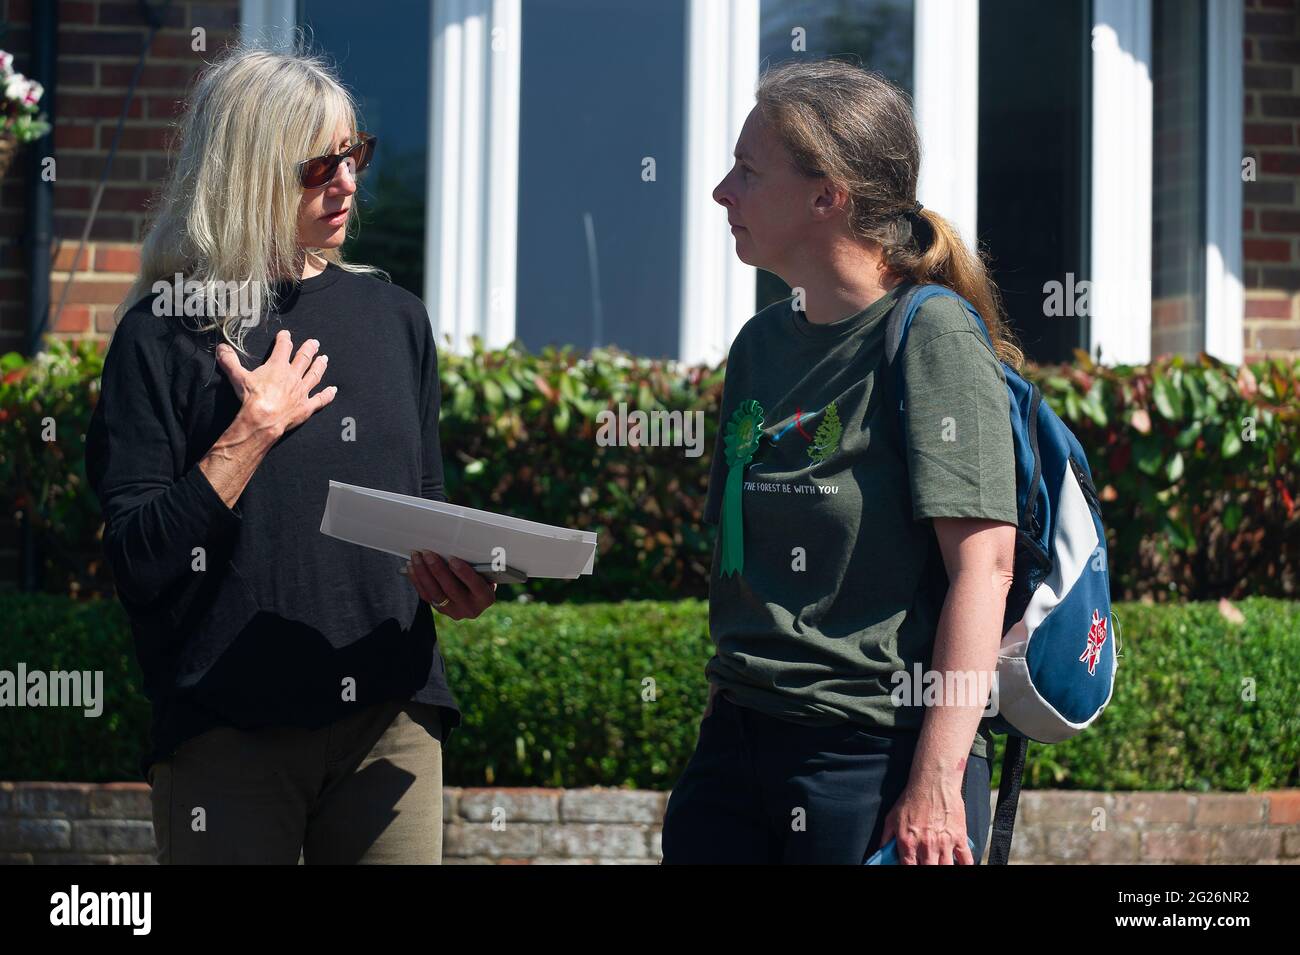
left=1, top=337, right=1298, bottom=602
left=2, top=593, right=1296, bottom=791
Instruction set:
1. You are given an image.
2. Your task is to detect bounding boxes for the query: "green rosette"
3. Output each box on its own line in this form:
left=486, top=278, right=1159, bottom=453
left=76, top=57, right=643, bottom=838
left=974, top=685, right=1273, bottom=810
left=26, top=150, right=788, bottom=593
left=720, top=399, right=765, bottom=577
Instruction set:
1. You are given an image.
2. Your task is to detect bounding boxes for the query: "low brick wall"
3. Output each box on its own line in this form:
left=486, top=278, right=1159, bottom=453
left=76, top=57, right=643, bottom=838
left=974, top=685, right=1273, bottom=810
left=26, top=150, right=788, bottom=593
left=2, top=782, right=1298, bottom=864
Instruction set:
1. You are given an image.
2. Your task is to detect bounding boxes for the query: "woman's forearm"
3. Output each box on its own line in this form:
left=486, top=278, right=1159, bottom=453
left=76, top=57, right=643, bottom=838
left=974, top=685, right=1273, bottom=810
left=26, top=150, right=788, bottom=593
left=909, top=567, right=1008, bottom=784
left=197, top=410, right=283, bottom=509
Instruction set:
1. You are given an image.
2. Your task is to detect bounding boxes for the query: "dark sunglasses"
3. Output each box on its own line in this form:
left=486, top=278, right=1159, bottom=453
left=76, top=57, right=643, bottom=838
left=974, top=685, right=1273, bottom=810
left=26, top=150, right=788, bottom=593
left=297, top=133, right=377, bottom=188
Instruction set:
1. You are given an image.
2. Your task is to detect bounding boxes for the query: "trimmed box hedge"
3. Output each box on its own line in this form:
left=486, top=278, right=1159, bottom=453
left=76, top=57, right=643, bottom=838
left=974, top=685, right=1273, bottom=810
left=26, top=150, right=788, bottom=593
left=1, top=593, right=1296, bottom=791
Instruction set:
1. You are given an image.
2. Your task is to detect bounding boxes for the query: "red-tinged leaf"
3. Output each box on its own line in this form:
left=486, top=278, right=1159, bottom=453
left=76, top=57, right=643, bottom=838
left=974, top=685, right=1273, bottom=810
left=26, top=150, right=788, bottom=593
left=1237, top=364, right=1258, bottom=399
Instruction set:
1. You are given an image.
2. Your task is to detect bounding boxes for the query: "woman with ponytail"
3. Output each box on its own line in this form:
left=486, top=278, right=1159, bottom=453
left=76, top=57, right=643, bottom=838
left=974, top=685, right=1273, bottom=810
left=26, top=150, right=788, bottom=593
left=662, top=58, right=1022, bottom=865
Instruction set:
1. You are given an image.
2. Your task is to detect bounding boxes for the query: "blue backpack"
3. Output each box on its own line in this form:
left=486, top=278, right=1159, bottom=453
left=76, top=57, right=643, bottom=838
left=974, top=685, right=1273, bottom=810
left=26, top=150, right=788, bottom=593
left=884, top=283, right=1118, bottom=865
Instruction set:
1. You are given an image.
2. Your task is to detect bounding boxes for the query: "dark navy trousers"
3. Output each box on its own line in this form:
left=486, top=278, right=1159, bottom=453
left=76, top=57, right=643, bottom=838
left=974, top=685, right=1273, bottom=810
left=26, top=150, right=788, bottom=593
left=661, top=692, right=992, bottom=864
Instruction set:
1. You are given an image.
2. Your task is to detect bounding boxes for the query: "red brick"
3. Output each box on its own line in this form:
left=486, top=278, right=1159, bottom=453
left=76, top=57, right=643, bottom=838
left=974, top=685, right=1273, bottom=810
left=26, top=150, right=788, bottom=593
left=1245, top=296, right=1293, bottom=318
left=53, top=185, right=94, bottom=212
left=98, top=186, right=159, bottom=213
left=1268, top=791, right=1300, bottom=824
left=1261, top=151, right=1300, bottom=174
left=54, top=154, right=143, bottom=183
left=1258, top=38, right=1300, bottom=64
left=60, top=30, right=148, bottom=57
left=1246, top=179, right=1296, bottom=204
left=95, top=246, right=141, bottom=274
left=1261, top=266, right=1300, bottom=290
left=1252, top=325, right=1300, bottom=349
left=60, top=94, right=143, bottom=120
left=1261, top=209, right=1300, bottom=232
left=1195, top=794, right=1269, bottom=825
left=100, top=64, right=198, bottom=90
left=1246, top=11, right=1297, bottom=33
left=96, top=308, right=123, bottom=334
left=1245, top=238, right=1296, bottom=261
left=1258, top=95, right=1300, bottom=120
left=61, top=2, right=96, bottom=25
left=1211, top=829, right=1282, bottom=862
left=1246, top=66, right=1296, bottom=91
left=1112, top=793, right=1194, bottom=826
left=52, top=245, right=92, bottom=272
left=147, top=96, right=187, bottom=120
left=53, top=125, right=95, bottom=150
left=50, top=304, right=90, bottom=333
left=57, top=60, right=95, bottom=87
left=108, top=126, right=175, bottom=151
left=54, top=213, right=137, bottom=242
left=149, top=32, right=232, bottom=59
left=98, top=1, right=186, bottom=27
left=1142, top=830, right=1214, bottom=863
left=1245, top=208, right=1256, bottom=230
left=49, top=279, right=134, bottom=307
left=190, top=4, right=241, bottom=31
left=1245, top=122, right=1295, bottom=146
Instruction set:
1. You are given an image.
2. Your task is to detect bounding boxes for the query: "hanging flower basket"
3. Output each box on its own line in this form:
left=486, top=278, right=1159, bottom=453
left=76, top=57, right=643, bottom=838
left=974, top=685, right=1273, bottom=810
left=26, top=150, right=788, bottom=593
left=0, top=49, right=52, bottom=182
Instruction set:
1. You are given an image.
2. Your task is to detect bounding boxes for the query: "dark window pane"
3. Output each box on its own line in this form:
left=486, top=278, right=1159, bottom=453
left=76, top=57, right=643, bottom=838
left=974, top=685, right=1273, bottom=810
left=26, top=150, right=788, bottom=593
left=978, top=0, right=1091, bottom=365
left=300, top=1, right=430, bottom=298
left=1151, top=0, right=1207, bottom=358
left=757, top=0, right=915, bottom=310
left=515, top=0, right=686, bottom=358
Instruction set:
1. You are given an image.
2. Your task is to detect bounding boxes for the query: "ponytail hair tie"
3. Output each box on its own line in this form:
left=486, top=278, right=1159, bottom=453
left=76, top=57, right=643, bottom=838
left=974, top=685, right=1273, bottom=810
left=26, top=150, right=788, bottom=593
left=902, top=200, right=930, bottom=247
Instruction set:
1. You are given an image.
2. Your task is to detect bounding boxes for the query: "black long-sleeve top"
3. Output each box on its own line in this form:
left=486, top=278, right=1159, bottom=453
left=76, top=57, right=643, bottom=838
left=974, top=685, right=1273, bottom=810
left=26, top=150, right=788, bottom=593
left=85, top=262, right=462, bottom=780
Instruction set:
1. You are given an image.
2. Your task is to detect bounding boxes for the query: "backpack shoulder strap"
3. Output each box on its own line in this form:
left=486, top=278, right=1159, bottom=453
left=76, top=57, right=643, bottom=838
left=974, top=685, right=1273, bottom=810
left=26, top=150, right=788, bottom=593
left=988, top=734, right=1028, bottom=864
left=883, top=282, right=926, bottom=369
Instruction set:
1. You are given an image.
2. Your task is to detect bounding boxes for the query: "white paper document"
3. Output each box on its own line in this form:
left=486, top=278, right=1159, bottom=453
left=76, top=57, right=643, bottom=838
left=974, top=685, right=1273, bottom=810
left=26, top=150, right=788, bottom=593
left=319, top=480, right=598, bottom=580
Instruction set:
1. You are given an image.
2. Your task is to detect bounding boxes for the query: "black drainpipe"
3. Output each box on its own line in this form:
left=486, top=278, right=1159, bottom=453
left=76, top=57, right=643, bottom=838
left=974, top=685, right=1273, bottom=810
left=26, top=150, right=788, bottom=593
left=21, top=1, right=57, bottom=590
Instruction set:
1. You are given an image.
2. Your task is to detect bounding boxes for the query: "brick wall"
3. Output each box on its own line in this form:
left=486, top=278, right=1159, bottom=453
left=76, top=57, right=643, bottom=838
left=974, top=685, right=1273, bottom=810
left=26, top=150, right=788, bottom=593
left=0, top=0, right=240, bottom=350
left=1243, top=0, right=1300, bottom=361
left=1, top=783, right=1298, bottom=864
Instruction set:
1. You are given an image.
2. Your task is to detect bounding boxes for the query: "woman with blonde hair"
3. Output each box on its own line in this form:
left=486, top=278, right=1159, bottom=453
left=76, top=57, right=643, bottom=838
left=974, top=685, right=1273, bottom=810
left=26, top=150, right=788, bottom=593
left=86, top=40, right=496, bottom=864
left=662, top=58, right=1023, bottom=865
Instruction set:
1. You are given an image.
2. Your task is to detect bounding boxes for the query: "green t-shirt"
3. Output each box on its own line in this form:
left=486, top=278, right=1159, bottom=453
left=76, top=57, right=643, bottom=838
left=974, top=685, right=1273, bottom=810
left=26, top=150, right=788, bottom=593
left=703, top=282, right=1018, bottom=760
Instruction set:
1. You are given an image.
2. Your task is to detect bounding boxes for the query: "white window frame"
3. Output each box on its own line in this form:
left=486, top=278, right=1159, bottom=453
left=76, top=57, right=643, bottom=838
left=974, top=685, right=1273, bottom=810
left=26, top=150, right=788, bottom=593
left=679, top=0, right=760, bottom=367
left=914, top=0, right=979, bottom=253
left=1204, top=0, right=1244, bottom=365
left=425, top=0, right=521, bottom=353
left=1090, top=0, right=1154, bottom=365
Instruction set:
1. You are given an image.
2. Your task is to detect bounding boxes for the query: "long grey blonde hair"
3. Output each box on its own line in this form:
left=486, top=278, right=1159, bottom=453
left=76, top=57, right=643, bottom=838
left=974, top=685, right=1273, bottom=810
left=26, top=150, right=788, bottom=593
left=116, top=36, right=387, bottom=355
left=755, top=59, right=1024, bottom=370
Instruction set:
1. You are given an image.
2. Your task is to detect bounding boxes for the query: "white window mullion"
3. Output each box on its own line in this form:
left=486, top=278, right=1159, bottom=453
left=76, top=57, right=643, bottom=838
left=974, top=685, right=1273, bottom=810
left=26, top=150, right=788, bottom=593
left=1205, top=0, right=1244, bottom=365
left=679, top=0, right=759, bottom=367
left=1090, top=0, right=1153, bottom=364
left=426, top=0, right=521, bottom=354
left=913, top=0, right=980, bottom=252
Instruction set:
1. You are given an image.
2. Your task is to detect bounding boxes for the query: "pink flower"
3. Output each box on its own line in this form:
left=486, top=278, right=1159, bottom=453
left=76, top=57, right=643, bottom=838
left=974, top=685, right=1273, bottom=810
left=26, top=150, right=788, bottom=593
left=22, top=79, right=42, bottom=106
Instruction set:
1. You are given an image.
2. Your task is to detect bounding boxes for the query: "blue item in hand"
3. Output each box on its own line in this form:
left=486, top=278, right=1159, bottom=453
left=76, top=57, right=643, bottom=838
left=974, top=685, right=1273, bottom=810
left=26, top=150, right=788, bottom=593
left=864, top=835, right=977, bottom=864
